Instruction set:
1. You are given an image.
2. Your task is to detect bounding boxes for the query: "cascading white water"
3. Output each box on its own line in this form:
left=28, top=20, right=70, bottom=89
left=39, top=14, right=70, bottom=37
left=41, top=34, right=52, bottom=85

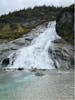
left=8, top=21, right=60, bottom=69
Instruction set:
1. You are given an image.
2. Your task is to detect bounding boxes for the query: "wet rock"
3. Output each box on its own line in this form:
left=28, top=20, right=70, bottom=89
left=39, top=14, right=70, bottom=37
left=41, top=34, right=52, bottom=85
left=25, top=38, right=33, bottom=41
left=70, top=56, right=74, bottom=66
left=17, top=67, right=24, bottom=71
left=52, top=39, right=65, bottom=44
left=31, top=68, right=37, bottom=72
left=2, top=58, right=9, bottom=67
left=0, top=51, right=2, bottom=55
left=30, top=68, right=47, bottom=72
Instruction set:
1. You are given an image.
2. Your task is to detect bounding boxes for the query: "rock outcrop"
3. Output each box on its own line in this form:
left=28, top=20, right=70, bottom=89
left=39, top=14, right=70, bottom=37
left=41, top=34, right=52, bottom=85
left=2, top=58, right=10, bottom=67
left=56, top=5, right=74, bottom=45
left=48, top=39, right=74, bottom=70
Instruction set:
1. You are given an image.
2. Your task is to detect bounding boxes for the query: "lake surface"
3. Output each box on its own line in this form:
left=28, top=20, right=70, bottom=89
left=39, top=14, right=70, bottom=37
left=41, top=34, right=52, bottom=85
left=0, top=70, right=34, bottom=100
left=0, top=69, right=74, bottom=100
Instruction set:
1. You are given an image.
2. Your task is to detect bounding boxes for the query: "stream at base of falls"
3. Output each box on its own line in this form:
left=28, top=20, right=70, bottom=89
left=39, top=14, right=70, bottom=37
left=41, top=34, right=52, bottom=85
left=0, top=69, right=74, bottom=100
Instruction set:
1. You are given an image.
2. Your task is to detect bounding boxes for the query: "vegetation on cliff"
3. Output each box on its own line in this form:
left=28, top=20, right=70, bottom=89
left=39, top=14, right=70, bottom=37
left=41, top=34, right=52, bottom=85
left=56, top=4, right=74, bottom=45
left=0, top=6, right=62, bottom=42
left=0, top=5, right=74, bottom=44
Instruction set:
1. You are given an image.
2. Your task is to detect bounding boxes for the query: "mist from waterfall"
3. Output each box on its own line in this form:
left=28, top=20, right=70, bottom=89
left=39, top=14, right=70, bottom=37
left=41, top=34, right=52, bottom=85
left=8, top=21, right=60, bottom=69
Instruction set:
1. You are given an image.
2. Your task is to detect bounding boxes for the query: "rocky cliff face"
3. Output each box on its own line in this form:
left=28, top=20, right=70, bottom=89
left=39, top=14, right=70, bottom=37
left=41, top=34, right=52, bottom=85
left=48, top=39, right=74, bottom=70
left=56, top=5, right=74, bottom=45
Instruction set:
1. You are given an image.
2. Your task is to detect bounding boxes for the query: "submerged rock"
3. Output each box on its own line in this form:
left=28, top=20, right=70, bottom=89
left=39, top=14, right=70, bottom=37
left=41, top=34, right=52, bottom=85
left=35, top=72, right=45, bottom=76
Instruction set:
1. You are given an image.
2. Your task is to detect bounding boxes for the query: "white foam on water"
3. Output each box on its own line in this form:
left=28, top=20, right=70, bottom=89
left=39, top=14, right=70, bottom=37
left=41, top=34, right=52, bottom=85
left=8, top=21, right=60, bottom=69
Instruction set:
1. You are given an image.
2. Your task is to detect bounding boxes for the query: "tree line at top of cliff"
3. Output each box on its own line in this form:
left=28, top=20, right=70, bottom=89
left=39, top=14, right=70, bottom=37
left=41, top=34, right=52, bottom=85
left=0, top=4, right=74, bottom=44
left=0, top=5, right=62, bottom=24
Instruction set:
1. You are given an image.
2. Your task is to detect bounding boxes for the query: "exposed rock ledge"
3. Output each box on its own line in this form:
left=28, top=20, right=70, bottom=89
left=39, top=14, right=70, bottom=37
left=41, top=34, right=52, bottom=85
left=48, top=39, right=74, bottom=70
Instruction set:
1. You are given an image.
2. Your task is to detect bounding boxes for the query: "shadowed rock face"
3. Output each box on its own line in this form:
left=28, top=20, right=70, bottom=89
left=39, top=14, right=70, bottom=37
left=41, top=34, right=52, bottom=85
left=17, top=67, right=24, bottom=71
left=48, top=39, right=74, bottom=70
left=2, top=58, right=9, bottom=67
left=56, top=5, right=74, bottom=45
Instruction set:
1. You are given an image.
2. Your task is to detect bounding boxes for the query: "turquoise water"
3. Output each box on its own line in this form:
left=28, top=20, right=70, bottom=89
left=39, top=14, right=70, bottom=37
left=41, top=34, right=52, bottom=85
left=0, top=70, right=33, bottom=100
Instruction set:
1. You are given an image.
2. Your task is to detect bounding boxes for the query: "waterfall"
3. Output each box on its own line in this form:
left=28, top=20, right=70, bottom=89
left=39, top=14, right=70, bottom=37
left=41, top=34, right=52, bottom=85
left=7, top=21, right=60, bottom=69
